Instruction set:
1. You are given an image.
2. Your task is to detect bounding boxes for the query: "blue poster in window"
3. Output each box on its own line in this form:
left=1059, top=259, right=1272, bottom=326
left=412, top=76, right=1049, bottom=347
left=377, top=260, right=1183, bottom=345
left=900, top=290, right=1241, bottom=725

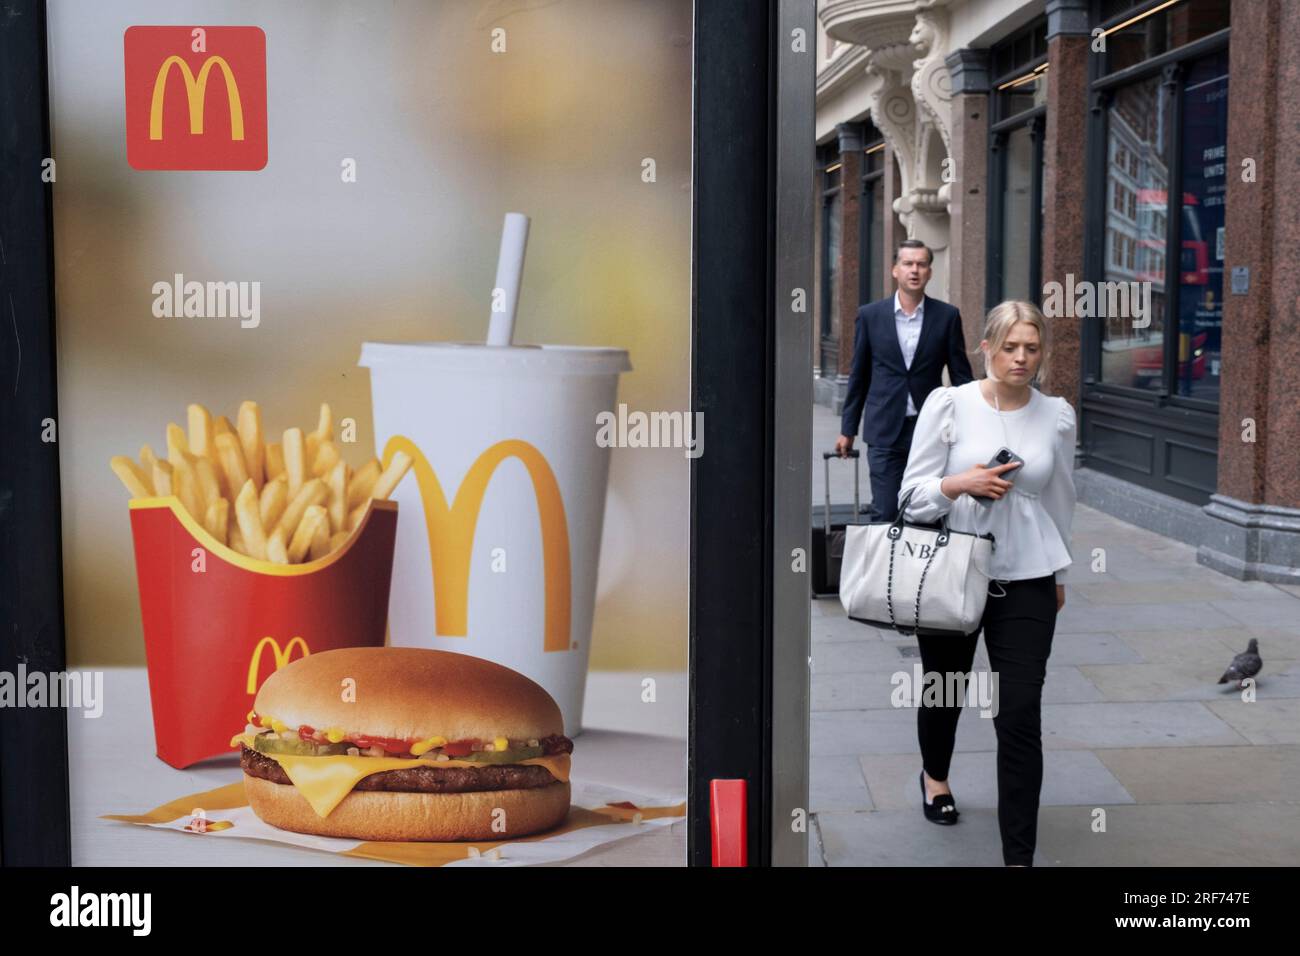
left=1176, top=50, right=1228, bottom=401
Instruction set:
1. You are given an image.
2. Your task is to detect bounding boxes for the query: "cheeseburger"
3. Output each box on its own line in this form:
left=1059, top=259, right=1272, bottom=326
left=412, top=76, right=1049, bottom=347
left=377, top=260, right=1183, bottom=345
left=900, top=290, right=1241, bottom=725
left=230, top=647, right=573, bottom=841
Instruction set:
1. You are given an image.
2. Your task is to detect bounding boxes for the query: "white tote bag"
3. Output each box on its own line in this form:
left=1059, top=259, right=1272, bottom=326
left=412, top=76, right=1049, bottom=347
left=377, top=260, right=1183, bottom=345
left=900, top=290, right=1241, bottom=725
left=838, top=489, right=996, bottom=637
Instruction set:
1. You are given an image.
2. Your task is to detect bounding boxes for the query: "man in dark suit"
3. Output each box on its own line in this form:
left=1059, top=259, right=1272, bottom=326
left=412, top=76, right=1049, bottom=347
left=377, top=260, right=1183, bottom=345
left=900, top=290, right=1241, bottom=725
left=835, top=239, right=975, bottom=522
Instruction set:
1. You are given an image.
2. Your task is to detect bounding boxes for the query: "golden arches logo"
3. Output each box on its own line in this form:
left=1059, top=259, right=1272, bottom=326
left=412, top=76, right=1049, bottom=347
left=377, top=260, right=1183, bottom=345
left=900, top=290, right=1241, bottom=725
left=149, top=55, right=245, bottom=141
left=246, top=636, right=310, bottom=694
left=382, top=437, right=571, bottom=653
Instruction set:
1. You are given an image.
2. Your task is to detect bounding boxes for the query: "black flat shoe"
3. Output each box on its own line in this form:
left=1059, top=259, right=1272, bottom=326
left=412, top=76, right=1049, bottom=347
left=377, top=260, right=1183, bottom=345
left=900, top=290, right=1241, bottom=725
left=919, top=770, right=960, bottom=825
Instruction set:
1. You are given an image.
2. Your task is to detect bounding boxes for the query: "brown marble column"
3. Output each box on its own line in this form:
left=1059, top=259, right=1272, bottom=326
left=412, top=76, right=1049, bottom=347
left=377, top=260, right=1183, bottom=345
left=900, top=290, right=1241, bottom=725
left=1217, top=0, right=1284, bottom=507
left=833, top=122, right=862, bottom=380
left=1041, top=0, right=1091, bottom=411
left=945, top=47, right=991, bottom=375
left=1199, top=0, right=1300, bottom=581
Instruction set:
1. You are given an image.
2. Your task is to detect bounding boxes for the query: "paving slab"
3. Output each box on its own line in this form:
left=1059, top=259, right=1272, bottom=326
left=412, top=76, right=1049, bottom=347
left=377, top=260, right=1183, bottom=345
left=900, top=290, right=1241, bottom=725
left=1034, top=802, right=1300, bottom=867
left=1111, top=628, right=1246, bottom=664
left=1203, top=698, right=1300, bottom=745
left=858, top=750, right=1133, bottom=810
left=1094, top=745, right=1300, bottom=804
left=1080, top=660, right=1300, bottom=702
left=810, top=754, right=873, bottom=812
left=814, top=807, right=1042, bottom=867
left=811, top=705, right=999, bottom=756
left=1041, top=702, right=1248, bottom=749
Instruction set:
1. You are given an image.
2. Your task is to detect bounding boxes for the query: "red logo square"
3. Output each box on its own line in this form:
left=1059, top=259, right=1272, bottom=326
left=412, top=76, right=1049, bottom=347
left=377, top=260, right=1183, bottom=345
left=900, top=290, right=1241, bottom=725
left=124, top=26, right=267, bottom=171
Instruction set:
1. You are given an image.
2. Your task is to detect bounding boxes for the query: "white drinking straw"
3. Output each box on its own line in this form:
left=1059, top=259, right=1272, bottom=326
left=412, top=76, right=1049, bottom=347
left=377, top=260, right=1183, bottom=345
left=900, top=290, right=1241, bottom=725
left=487, top=212, right=530, bottom=346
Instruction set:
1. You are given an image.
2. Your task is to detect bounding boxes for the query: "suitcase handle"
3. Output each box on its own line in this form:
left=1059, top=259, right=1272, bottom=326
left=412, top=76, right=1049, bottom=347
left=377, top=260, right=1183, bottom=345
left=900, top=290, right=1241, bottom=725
left=822, top=449, right=861, bottom=528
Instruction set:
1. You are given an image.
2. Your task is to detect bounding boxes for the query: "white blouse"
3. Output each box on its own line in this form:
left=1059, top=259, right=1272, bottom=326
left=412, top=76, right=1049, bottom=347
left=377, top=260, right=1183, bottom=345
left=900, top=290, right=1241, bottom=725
left=898, top=380, right=1077, bottom=584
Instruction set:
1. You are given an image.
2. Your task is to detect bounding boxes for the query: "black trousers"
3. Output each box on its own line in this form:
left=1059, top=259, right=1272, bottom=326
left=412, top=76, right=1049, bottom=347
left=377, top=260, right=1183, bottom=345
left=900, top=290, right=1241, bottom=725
left=865, top=414, right=917, bottom=522
left=915, top=574, right=1058, bottom=866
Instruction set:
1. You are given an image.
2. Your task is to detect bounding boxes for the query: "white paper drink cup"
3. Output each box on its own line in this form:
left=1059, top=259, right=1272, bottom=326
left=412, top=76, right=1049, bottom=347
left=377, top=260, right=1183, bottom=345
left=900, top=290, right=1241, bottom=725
left=360, top=342, right=631, bottom=736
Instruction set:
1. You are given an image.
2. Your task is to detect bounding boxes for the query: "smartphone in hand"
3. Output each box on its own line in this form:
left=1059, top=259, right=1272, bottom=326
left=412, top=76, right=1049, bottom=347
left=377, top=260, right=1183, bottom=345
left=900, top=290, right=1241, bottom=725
left=975, top=447, right=1024, bottom=506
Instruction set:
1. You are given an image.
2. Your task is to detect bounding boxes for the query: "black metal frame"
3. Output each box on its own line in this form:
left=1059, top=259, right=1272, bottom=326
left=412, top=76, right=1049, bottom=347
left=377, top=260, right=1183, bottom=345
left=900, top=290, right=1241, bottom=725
left=0, top=0, right=72, bottom=865
left=1080, top=0, right=1229, bottom=502
left=2, top=0, right=798, bottom=870
left=986, top=17, right=1048, bottom=311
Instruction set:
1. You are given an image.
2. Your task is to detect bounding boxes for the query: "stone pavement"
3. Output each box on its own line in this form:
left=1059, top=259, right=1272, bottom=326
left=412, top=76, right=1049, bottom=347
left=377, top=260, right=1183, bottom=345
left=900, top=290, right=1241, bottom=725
left=808, top=401, right=1300, bottom=866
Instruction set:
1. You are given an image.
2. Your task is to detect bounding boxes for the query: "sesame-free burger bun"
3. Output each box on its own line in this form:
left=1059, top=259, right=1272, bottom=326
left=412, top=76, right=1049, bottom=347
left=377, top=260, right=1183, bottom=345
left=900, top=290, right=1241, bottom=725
left=244, top=775, right=572, bottom=842
left=253, top=646, right=564, bottom=743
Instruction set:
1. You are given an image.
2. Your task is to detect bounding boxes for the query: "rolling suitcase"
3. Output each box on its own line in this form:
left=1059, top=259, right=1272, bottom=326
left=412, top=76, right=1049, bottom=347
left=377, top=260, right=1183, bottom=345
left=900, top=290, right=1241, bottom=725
left=811, top=449, right=865, bottom=597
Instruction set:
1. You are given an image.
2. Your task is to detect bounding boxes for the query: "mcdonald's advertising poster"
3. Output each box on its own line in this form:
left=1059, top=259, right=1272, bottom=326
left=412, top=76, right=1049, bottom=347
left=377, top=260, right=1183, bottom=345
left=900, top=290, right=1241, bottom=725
left=47, top=0, right=692, bottom=865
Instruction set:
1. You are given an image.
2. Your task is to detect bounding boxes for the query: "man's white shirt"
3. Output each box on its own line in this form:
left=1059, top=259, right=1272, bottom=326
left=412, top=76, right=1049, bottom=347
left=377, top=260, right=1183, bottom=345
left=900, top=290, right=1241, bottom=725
left=894, top=291, right=924, bottom=416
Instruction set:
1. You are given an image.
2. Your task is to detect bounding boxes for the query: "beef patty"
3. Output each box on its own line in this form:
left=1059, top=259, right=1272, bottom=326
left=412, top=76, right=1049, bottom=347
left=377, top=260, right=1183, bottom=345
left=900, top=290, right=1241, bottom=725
left=240, top=746, right=563, bottom=793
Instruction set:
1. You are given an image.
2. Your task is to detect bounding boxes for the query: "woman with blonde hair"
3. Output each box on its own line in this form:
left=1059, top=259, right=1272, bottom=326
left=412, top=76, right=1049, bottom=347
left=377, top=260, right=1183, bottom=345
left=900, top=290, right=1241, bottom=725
left=896, top=299, right=1076, bottom=867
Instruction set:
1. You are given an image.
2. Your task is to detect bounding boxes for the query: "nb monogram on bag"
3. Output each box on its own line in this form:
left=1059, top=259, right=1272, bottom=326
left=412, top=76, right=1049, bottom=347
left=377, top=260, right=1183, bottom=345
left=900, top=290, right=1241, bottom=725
left=903, top=541, right=935, bottom=559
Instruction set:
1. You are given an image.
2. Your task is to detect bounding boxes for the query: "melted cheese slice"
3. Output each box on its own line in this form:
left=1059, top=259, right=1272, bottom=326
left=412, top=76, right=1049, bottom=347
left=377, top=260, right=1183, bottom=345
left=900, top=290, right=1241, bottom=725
left=230, top=733, right=571, bottom=818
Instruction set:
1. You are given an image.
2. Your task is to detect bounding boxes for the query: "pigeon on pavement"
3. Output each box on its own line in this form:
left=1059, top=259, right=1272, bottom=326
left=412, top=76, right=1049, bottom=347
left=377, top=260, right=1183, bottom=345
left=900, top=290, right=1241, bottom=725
left=1217, top=638, right=1262, bottom=688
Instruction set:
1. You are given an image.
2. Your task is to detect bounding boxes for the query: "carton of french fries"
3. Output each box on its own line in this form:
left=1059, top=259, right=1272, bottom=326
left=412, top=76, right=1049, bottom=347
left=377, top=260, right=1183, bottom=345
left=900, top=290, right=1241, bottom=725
left=112, top=401, right=412, bottom=769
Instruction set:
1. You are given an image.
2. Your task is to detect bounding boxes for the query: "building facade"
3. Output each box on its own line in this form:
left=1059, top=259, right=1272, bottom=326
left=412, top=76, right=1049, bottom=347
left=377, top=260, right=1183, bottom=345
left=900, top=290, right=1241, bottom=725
left=815, top=0, right=1300, bottom=583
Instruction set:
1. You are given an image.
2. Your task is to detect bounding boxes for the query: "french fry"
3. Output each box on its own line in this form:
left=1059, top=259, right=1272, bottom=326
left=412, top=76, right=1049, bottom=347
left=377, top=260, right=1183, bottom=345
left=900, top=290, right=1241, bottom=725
left=172, top=453, right=205, bottom=519
left=266, top=527, right=289, bottom=564
left=140, top=444, right=161, bottom=485
left=265, top=442, right=285, bottom=481
left=283, top=427, right=306, bottom=498
left=259, top=476, right=288, bottom=531
left=328, top=530, right=351, bottom=553
left=152, top=460, right=174, bottom=497
left=166, top=422, right=190, bottom=466
left=276, top=478, right=327, bottom=541
left=346, top=459, right=381, bottom=510
left=326, top=460, right=347, bottom=533
left=288, top=504, right=328, bottom=563
left=214, top=433, right=250, bottom=501
left=306, top=402, right=333, bottom=468
left=203, top=498, right=229, bottom=546
left=308, top=515, right=333, bottom=561
left=312, top=440, right=340, bottom=479
left=195, top=457, right=222, bottom=508
left=229, top=525, right=247, bottom=555
left=110, top=456, right=152, bottom=498
left=234, top=479, right=268, bottom=560
left=315, top=402, right=333, bottom=441
left=214, top=415, right=235, bottom=437
left=187, top=404, right=215, bottom=461
left=370, top=451, right=413, bottom=500
left=237, top=401, right=265, bottom=492
left=346, top=499, right=369, bottom=532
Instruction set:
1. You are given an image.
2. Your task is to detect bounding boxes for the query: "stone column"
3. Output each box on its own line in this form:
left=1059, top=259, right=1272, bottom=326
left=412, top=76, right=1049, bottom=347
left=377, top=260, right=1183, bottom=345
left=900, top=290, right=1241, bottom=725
left=1199, top=0, right=1300, bottom=582
left=944, top=47, right=990, bottom=372
left=1041, top=0, right=1090, bottom=411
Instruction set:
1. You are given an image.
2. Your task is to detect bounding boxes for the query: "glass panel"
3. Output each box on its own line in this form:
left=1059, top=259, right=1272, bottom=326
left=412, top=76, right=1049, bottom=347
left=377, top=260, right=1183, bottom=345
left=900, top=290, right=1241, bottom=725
left=998, top=125, right=1034, bottom=302
left=1101, top=75, right=1168, bottom=390
left=869, top=176, right=884, bottom=303
left=1174, top=50, right=1228, bottom=402
left=1105, top=0, right=1231, bottom=75
left=998, top=65, right=1048, bottom=120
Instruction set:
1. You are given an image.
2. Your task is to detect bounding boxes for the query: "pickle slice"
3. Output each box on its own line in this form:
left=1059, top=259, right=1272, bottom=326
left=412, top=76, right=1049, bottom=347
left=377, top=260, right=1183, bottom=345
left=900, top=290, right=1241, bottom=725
left=250, top=733, right=353, bottom=757
left=441, top=745, right=545, bottom=764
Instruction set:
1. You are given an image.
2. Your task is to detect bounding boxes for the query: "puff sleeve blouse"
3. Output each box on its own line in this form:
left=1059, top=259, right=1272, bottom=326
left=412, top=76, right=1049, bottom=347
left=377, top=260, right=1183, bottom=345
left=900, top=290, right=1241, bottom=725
left=897, top=381, right=1077, bottom=584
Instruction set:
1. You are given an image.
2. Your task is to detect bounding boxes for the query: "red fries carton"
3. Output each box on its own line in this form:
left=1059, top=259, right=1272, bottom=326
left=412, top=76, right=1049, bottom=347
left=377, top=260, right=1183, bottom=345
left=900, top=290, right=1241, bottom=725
left=127, top=497, right=398, bottom=768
